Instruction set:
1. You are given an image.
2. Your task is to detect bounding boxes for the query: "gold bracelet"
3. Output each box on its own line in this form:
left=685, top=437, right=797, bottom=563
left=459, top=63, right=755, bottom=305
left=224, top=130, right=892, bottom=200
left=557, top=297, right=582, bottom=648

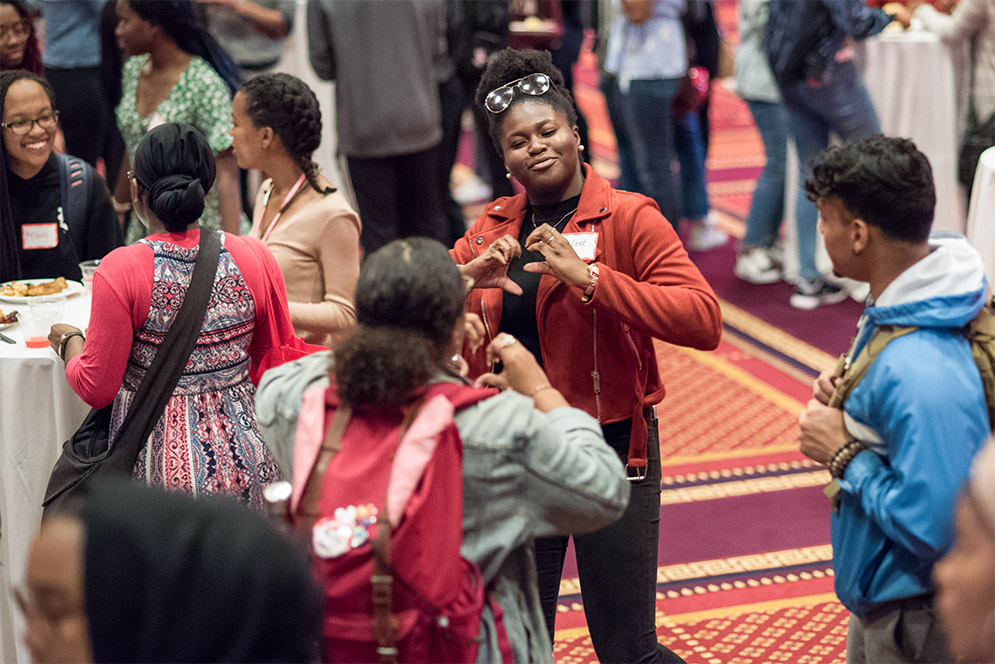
left=528, top=383, right=553, bottom=398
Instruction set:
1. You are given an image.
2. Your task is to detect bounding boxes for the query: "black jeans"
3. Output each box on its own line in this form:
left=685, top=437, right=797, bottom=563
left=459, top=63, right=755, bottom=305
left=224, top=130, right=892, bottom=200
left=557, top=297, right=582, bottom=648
left=346, top=144, right=444, bottom=257
left=535, top=409, right=686, bottom=663
left=45, top=66, right=121, bottom=176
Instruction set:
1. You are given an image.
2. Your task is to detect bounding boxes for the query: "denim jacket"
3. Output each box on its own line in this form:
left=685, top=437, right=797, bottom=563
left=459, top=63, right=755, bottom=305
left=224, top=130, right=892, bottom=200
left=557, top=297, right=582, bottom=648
left=255, top=351, right=631, bottom=663
left=764, top=0, right=891, bottom=83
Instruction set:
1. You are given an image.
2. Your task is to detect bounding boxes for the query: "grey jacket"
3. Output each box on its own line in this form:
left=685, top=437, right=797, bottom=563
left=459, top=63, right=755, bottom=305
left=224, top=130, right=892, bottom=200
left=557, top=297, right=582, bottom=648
left=307, top=0, right=445, bottom=158
left=256, top=352, right=630, bottom=663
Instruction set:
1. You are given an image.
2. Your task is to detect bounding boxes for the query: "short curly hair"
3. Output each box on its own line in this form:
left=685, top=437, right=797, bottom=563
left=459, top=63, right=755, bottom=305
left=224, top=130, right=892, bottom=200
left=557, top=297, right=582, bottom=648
left=475, top=48, right=577, bottom=154
left=804, top=136, right=935, bottom=243
left=241, top=73, right=332, bottom=195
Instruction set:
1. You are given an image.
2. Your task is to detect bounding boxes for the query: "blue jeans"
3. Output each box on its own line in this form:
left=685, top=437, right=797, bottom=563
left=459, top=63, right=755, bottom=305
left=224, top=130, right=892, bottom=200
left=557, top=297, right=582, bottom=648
left=615, top=77, right=683, bottom=228
left=674, top=110, right=710, bottom=221
left=779, top=60, right=880, bottom=281
left=743, top=99, right=789, bottom=249
left=534, top=411, right=686, bottom=663
left=601, top=74, right=640, bottom=195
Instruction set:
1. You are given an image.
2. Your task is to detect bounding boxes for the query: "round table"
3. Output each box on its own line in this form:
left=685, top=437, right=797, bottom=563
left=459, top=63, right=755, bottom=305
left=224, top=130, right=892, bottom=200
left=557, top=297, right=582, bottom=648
left=967, top=147, right=995, bottom=285
left=863, top=30, right=965, bottom=233
left=0, top=292, right=91, bottom=663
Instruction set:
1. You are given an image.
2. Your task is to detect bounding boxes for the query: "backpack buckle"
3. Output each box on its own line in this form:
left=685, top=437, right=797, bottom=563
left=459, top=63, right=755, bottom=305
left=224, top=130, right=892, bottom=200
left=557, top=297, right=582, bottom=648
left=625, top=463, right=647, bottom=482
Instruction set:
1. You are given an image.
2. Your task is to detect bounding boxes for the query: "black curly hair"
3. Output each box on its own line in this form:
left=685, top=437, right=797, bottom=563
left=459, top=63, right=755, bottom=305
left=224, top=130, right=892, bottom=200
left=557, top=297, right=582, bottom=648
left=240, top=73, right=333, bottom=196
left=333, top=238, right=465, bottom=409
left=804, top=136, right=935, bottom=243
left=1, top=69, right=56, bottom=281
left=475, top=48, right=577, bottom=154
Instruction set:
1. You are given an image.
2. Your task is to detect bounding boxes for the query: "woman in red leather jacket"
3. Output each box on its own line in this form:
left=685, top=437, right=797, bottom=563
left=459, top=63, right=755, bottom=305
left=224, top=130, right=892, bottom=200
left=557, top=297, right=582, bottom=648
left=454, top=48, right=721, bottom=663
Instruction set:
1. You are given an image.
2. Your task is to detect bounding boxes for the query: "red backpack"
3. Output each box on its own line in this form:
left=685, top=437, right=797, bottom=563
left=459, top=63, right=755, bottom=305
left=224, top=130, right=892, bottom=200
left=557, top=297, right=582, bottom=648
left=294, top=381, right=506, bottom=663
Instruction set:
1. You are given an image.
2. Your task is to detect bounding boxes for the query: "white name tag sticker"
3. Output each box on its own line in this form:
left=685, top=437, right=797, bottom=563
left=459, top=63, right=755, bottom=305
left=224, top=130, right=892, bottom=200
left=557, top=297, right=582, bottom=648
left=563, top=232, right=598, bottom=261
left=22, top=223, right=59, bottom=250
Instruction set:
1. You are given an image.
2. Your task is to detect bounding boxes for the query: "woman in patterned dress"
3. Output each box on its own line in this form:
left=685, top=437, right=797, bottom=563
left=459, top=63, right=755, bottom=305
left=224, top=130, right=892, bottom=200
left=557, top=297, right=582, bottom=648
left=49, top=123, right=293, bottom=510
left=112, top=0, right=243, bottom=243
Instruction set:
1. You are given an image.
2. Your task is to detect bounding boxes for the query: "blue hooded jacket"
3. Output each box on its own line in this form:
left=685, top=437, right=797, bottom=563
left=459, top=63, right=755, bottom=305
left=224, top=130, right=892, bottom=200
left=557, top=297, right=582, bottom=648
left=833, top=233, right=990, bottom=618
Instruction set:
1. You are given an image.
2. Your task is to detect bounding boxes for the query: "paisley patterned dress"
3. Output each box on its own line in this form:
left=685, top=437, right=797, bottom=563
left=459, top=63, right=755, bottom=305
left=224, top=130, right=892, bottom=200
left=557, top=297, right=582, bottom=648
left=108, top=233, right=281, bottom=509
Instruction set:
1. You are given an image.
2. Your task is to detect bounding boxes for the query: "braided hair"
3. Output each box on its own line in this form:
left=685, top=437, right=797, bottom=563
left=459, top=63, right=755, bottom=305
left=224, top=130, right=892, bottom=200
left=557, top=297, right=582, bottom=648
left=127, top=0, right=242, bottom=96
left=0, top=69, right=55, bottom=282
left=475, top=48, right=577, bottom=154
left=241, top=73, right=333, bottom=196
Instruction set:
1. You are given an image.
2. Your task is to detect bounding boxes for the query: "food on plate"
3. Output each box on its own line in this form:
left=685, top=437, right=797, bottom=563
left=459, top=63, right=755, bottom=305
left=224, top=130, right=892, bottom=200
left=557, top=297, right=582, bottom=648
left=0, top=277, right=68, bottom=297
left=0, top=309, right=18, bottom=325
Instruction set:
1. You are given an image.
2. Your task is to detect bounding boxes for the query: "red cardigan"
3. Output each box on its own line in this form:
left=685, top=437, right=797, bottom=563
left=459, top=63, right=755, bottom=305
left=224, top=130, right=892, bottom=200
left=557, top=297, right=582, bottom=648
left=67, top=230, right=296, bottom=408
left=451, top=166, right=722, bottom=466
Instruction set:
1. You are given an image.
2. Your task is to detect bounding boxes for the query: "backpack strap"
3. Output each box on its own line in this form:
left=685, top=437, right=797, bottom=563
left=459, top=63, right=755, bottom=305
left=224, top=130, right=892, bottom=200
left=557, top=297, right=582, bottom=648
left=967, top=299, right=995, bottom=430
left=829, top=325, right=918, bottom=409
left=296, top=403, right=351, bottom=533
left=56, top=154, right=93, bottom=253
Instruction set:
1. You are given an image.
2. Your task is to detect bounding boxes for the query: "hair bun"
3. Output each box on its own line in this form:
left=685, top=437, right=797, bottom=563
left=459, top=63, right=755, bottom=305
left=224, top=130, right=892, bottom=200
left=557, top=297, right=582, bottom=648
left=147, top=174, right=206, bottom=228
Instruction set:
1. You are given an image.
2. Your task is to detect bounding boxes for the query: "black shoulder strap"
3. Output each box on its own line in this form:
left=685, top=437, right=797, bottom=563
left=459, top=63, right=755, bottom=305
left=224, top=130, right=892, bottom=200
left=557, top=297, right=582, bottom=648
left=106, top=230, right=223, bottom=470
left=56, top=154, right=92, bottom=252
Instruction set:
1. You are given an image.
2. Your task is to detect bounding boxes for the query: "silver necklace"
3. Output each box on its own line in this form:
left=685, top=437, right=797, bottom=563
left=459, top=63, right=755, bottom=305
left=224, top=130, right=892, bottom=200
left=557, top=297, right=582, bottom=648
left=531, top=206, right=578, bottom=231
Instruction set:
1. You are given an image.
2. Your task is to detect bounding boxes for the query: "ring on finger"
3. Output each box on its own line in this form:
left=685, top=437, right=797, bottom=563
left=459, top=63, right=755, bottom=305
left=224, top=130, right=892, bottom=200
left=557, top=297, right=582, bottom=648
left=498, top=334, right=517, bottom=348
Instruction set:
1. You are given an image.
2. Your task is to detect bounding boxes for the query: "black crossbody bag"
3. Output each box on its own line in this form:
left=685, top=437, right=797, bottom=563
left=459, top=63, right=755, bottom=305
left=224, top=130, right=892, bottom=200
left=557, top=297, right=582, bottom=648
left=42, top=229, right=222, bottom=517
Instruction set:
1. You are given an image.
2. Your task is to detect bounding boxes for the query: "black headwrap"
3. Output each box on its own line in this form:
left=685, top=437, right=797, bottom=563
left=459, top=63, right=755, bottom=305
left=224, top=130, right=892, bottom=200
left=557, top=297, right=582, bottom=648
left=134, top=123, right=216, bottom=232
left=82, top=481, right=322, bottom=663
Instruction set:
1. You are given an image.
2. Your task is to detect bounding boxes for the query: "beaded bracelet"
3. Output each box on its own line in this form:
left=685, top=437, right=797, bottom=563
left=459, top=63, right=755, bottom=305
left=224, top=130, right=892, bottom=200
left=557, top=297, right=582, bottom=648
left=829, top=439, right=867, bottom=479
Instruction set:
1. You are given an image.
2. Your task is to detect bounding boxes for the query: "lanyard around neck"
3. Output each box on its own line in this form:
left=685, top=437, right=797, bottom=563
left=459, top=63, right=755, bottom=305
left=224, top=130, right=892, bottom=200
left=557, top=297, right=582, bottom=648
left=258, top=173, right=306, bottom=243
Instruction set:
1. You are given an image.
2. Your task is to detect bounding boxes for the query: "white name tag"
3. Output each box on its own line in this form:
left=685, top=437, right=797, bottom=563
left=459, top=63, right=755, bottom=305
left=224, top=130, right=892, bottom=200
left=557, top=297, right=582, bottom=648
left=22, top=223, right=59, bottom=250
left=563, top=232, right=598, bottom=261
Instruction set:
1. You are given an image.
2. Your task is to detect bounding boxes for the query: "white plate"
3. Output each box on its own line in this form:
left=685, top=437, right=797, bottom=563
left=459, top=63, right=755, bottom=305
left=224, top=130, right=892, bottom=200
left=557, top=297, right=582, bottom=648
left=0, top=279, right=84, bottom=304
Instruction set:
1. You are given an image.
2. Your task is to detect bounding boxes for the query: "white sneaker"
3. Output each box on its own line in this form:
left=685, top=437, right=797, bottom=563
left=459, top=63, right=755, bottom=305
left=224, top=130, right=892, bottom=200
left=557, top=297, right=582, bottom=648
left=734, top=247, right=781, bottom=284
left=687, top=214, right=728, bottom=251
left=826, top=274, right=871, bottom=303
left=789, top=277, right=849, bottom=310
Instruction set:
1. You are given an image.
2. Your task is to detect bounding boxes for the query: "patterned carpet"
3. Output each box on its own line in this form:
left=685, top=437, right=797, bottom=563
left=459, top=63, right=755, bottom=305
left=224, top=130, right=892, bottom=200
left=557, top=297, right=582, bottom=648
left=547, top=4, right=855, bottom=662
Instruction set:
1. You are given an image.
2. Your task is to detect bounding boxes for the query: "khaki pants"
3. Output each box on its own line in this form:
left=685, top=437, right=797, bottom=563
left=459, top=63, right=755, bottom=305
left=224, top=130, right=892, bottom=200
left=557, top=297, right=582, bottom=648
left=846, top=596, right=955, bottom=663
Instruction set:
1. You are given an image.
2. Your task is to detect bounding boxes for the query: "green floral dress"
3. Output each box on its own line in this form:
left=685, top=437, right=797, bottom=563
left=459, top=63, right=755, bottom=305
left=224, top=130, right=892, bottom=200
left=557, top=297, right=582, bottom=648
left=117, top=54, right=238, bottom=243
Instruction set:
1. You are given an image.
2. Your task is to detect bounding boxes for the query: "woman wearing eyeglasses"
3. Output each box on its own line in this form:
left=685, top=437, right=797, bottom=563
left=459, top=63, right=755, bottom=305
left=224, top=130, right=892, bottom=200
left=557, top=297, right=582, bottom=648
left=0, top=70, right=121, bottom=283
left=454, top=48, right=721, bottom=662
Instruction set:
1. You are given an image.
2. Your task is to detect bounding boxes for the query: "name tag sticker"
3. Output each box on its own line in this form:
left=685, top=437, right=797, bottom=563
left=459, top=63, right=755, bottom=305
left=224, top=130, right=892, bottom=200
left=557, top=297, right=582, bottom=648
left=22, top=223, right=58, bottom=250
left=563, top=232, right=598, bottom=261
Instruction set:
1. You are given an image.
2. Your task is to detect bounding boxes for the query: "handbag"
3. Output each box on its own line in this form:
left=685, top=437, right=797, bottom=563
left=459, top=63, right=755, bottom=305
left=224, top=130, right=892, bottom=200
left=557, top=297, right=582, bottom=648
left=673, top=66, right=710, bottom=116
left=959, top=37, right=995, bottom=190
left=42, top=229, right=222, bottom=516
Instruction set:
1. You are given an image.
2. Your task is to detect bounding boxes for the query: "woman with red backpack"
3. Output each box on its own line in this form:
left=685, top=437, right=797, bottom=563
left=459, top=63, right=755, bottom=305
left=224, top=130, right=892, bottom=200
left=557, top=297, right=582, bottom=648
left=257, top=237, right=630, bottom=663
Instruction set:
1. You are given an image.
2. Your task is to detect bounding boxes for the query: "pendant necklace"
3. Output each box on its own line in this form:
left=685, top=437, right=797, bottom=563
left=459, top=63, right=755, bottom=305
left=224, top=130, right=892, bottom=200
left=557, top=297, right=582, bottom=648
left=531, top=206, right=578, bottom=231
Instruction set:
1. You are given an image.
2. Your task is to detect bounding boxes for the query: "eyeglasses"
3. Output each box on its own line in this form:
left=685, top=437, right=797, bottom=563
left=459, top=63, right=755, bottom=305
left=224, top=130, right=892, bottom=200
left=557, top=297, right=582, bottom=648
left=0, top=111, right=59, bottom=136
left=484, top=73, right=553, bottom=114
left=0, top=19, right=28, bottom=43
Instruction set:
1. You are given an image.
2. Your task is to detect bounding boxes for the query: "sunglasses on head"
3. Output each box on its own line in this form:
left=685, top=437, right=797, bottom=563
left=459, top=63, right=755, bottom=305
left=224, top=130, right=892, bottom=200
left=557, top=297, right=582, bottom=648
left=484, top=73, right=553, bottom=114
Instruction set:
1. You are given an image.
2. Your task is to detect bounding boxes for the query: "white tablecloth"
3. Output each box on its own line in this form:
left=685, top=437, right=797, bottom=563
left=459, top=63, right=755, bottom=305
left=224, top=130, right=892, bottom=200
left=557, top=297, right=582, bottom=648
left=967, top=147, right=995, bottom=285
left=0, top=293, right=91, bottom=663
left=864, top=31, right=965, bottom=233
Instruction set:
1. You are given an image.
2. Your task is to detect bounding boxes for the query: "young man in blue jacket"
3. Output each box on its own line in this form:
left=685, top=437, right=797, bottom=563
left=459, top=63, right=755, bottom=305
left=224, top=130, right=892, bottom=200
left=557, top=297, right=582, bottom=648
left=798, top=136, right=989, bottom=663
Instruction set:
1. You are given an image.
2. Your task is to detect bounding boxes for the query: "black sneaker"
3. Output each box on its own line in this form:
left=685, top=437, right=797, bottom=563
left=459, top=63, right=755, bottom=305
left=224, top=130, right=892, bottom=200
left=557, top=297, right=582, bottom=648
left=789, top=277, right=848, bottom=310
